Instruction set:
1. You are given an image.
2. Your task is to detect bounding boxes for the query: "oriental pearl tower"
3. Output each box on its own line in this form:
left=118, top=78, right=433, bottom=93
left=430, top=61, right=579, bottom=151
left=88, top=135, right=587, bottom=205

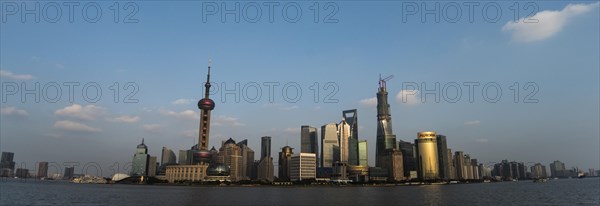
left=193, top=59, right=216, bottom=164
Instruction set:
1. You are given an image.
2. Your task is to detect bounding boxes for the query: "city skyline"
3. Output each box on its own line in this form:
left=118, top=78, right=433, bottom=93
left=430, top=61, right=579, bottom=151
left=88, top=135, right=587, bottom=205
left=1, top=1, right=599, bottom=174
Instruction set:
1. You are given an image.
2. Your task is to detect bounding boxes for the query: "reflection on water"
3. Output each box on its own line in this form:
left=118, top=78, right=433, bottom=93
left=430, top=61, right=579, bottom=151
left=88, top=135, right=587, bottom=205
left=1, top=178, right=599, bottom=205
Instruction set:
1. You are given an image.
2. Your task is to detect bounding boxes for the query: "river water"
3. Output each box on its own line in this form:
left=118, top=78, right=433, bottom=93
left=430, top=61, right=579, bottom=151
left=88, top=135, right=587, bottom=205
left=1, top=178, right=598, bottom=205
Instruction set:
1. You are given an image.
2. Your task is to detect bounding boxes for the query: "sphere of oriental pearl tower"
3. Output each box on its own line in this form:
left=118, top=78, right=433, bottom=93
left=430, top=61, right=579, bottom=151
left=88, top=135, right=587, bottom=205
left=195, top=60, right=216, bottom=164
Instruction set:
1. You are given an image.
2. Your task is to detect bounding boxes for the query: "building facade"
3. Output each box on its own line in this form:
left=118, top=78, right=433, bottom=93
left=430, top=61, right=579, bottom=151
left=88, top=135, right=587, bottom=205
left=278, top=146, right=294, bottom=181
left=343, top=109, right=359, bottom=166
left=165, top=164, right=208, bottom=183
left=290, top=153, right=316, bottom=181
left=321, top=123, right=339, bottom=168
left=301, top=125, right=319, bottom=162
left=375, top=77, right=397, bottom=168
left=218, top=138, right=243, bottom=181
left=131, top=139, right=150, bottom=176
left=358, top=140, right=368, bottom=167
left=436, top=135, right=450, bottom=180
left=415, top=132, right=439, bottom=180
left=38, top=162, right=48, bottom=179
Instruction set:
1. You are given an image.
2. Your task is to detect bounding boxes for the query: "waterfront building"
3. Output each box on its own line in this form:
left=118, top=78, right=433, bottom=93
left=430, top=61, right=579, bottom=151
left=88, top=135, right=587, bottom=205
left=347, top=165, right=369, bottom=182
left=148, top=156, right=157, bottom=177
left=257, top=136, right=274, bottom=181
left=358, top=140, right=368, bottom=167
left=375, top=76, right=397, bottom=168
left=321, top=123, right=339, bottom=168
left=436, top=135, right=450, bottom=180
left=38, top=162, right=48, bottom=179
left=338, top=120, right=350, bottom=163
left=471, top=159, right=479, bottom=179
left=343, top=109, right=359, bottom=166
left=530, top=163, right=548, bottom=178
left=158, top=147, right=176, bottom=175
left=278, top=146, right=294, bottom=181
left=178, top=150, right=188, bottom=165
left=388, top=149, right=404, bottom=181
left=454, top=151, right=465, bottom=179
left=63, top=167, right=75, bottom=180
left=398, top=140, right=416, bottom=178
left=415, top=131, right=439, bottom=180
left=447, top=149, right=456, bottom=179
left=0, top=152, right=15, bottom=177
left=550, top=160, right=567, bottom=178
left=15, top=168, right=29, bottom=178
left=290, top=153, right=316, bottom=181
left=165, top=163, right=209, bottom=183
left=131, top=139, right=150, bottom=176
left=237, top=140, right=255, bottom=180
left=218, top=138, right=243, bottom=181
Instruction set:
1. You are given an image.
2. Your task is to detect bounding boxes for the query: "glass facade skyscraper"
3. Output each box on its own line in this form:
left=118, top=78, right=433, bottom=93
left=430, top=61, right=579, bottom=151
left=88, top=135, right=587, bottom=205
left=415, top=132, right=439, bottom=180
left=301, top=125, right=318, bottom=162
left=358, top=140, right=368, bottom=167
left=321, top=123, right=339, bottom=168
left=343, top=109, right=359, bottom=166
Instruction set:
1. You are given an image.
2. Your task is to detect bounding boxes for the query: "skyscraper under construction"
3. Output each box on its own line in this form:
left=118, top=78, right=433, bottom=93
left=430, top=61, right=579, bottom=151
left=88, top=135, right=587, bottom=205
left=375, top=75, right=397, bottom=168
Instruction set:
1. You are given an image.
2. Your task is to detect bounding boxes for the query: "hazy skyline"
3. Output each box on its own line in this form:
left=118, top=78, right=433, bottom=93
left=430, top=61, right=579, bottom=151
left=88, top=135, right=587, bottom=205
left=1, top=1, right=598, bottom=175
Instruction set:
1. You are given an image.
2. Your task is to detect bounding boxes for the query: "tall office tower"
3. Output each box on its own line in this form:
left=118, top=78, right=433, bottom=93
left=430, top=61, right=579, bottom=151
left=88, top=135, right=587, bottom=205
left=343, top=109, right=359, bottom=165
left=471, top=159, right=479, bottom=179
left=436, top=135, right=450, bottom=180
left=257, top=156, right=274, bottom=182
left=63, top=167, right=75, bottom=180
left=278, top=146, right=294, bottom=181
left=454, top=151, right=465, bottom=179
left=237, top=140, right=255, bottom=180
left=178, top=150, right=188, bottom=165
left=161, top=147, right=177, bottom=166
left=261, top=136, right=271, bottom=159
left=218, top=138, right=243, bottom=181
left=301, top=125, right=318, bottom=165
left=193, top=60, right=216, bottom=164
left=376, top=76, right=397, bottom=168
left=0, top=152, right=16, bottom=177
left=388, top=149, right=404, bottom=181
left=290, top=153, right=317, bottom=181
left=358, top=140, right=368, bottom=167
left=131, top=139, right=150, bottom=176
left=148, top=156, right=157, bottom=177
left=447, top=149, right=456, bottom=179
left=38, top=162, right=48, bottom=179
left=464, top=155, right=473, bottom=179
left=338, top=120, right=350, bottom=163
left=398, top=140, right=416, bottom=178
left=321, top=123, right=339, bottom=168
left=415, top=132, right=439, bottom=180
left=257, top=136, right=274, bottom=181
left=550, top=160, right=566, bottom=178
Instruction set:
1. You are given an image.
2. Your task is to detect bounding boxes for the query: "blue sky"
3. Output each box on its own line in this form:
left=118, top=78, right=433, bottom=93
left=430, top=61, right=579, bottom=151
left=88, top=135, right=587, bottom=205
left=1, top=1, right=599, bottom=176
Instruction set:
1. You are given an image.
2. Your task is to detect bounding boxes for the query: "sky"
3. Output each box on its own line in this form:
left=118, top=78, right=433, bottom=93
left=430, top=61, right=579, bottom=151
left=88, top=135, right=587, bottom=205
left=1, top=1, right=599, bottom=177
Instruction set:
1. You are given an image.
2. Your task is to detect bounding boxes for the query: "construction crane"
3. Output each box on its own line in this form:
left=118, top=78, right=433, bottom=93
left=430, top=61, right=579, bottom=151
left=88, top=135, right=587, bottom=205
left=379, top=74, right=394, bottom=90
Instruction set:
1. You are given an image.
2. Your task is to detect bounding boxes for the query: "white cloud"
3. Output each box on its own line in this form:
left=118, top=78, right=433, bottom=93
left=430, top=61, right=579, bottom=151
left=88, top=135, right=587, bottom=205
left=55, top=63, right=65, bottom=69
left=0, top=106, right=28, bottom=117
left=55, top=104, right=107, bottom=120
left=502, top=2, right=599, bottom=42
left=283, top=127, right=300, bottom=134
left=281, top=105, right=299, bottom=111
left=464, top=120, right=481, bottom=125
left=475, top=138, right=489, bottom=143
left=110, top=115, right=140, bottom=123
left=159, top=109, right=198, bottom=120
left=54, top=120, right=102, bottom=132
left=0, top=70, right=35, bottom=80
left=359, top=97, right=377, bottom=107
left=172, top=98, right=194, bottom=105
left=395, top=90, right=421, bottom=105
left=213, top=115, right=245, bottom=127
left=143, top=124, right=162, bottom=133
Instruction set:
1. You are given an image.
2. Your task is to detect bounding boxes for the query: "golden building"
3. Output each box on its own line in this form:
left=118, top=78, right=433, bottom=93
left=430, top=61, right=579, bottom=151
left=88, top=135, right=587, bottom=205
left=415, top=131, right=439, bottom=180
